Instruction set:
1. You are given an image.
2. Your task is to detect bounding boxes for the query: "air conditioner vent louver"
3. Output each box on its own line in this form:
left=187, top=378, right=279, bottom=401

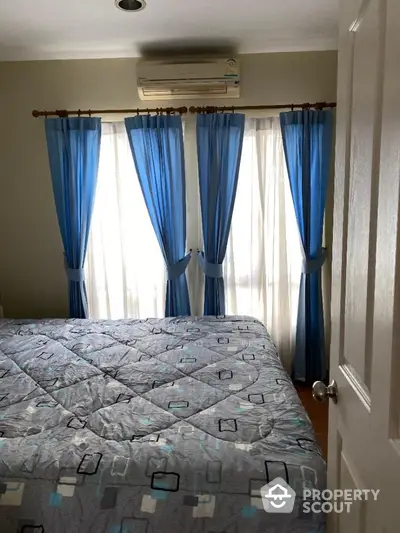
left=137, top=58, right=240, bottom=101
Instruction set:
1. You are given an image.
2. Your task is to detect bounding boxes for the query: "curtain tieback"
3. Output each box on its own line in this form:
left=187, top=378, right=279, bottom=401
left=64, top=256, right=85, bottom=283
left=197, top=251, right=223, bottom=279
left=167, top=252, right=191, bottom=281
left=302, top=247, right=327, bottom=274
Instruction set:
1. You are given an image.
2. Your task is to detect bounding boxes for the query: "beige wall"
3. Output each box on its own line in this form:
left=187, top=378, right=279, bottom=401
left=0, top=51, right=337, bottom=318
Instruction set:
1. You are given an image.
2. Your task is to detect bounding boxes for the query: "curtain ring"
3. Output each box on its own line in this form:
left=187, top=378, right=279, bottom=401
left=88, top=109, right=92, bottom=117
left=77, top=109, right=81, bottom=117
left=291, top=104, right=294, bottom=112
left=147, top=108, right=150, bottom=116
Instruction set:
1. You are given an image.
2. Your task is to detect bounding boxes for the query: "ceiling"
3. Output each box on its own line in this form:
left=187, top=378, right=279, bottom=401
left=0, top=0, right=339, bottom=62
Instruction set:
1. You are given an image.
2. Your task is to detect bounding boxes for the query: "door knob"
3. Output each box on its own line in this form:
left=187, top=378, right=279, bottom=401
left=312, top=379, right=338, bottom=404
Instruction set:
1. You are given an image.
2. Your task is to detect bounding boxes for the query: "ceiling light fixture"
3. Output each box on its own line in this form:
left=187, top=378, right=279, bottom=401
left=115, top=0, right=146, bottom=12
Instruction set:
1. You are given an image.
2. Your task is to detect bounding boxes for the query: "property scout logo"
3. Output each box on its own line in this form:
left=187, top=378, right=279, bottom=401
left=260, top=478, right=380, bottom=514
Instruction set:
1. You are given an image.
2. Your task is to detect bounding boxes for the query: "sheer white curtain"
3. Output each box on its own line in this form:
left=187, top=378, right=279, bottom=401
left=224, top=117, right=302, bottom=370
left=85, top=122, right=166, bottom=319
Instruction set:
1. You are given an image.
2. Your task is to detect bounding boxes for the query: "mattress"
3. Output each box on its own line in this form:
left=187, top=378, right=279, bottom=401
left=0, top=315, right=326, bottom=533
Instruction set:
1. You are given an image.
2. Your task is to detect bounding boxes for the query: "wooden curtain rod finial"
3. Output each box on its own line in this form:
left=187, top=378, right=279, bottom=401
left=32, top=110, right=40, bottom=117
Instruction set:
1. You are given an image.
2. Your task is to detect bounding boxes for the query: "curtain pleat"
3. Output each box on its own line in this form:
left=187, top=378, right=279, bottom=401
left=196, top=113, right=245, bottom=315
left=280, top=110, right=333, bottom=383
left=45, top=117, right=101, bottom=318
left=125, top=115, right=191, bottom=317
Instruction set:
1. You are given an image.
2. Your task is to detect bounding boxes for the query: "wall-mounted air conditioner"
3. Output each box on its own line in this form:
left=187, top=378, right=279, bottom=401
left=137, top=58, right=240, bottom=101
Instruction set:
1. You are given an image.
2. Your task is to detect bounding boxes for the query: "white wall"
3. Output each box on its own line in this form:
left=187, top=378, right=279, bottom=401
left=0, top=51, right=337, bottom=318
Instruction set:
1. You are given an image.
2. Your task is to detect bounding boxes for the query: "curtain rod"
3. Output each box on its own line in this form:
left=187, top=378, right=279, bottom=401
left=32, top=106, right=188, bottom=118
left=189, top=102, right=336, bottom=113
left=32, top=101, right=336, bottom=118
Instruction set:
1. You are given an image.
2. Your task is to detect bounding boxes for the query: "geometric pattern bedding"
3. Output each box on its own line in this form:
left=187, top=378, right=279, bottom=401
left=0, top=315, right=326, bottom=533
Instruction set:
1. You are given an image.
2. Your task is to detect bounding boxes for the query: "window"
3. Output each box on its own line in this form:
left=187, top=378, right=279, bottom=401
left=85, top=115, right=301, bottom=366
left=85, top=122, right=165, bottom=319
left=224, top=117, right=302, bottom=367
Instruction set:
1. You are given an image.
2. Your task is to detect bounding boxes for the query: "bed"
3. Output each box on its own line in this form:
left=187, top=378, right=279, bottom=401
left=0, top=315, right=325, bottom=533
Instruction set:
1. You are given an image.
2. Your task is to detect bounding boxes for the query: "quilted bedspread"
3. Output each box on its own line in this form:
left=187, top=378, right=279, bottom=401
left=0, top=316, right=326, bottom=533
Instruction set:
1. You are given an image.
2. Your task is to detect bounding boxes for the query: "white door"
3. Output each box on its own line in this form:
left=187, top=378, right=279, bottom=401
left=325, top=0, right=400, bottom=531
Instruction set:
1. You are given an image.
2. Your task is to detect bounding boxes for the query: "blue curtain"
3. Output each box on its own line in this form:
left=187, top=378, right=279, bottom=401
left=125, top=115, right=191, bottom=317
left=197, top=113, right=245, bottom=315
left=280, top=110, right=333, bottom=383
left=45, top=117, right=101, bottom=318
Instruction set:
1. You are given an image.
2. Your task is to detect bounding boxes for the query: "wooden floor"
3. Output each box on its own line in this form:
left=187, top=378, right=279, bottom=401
left=296, top=384, right=329, bottom=459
